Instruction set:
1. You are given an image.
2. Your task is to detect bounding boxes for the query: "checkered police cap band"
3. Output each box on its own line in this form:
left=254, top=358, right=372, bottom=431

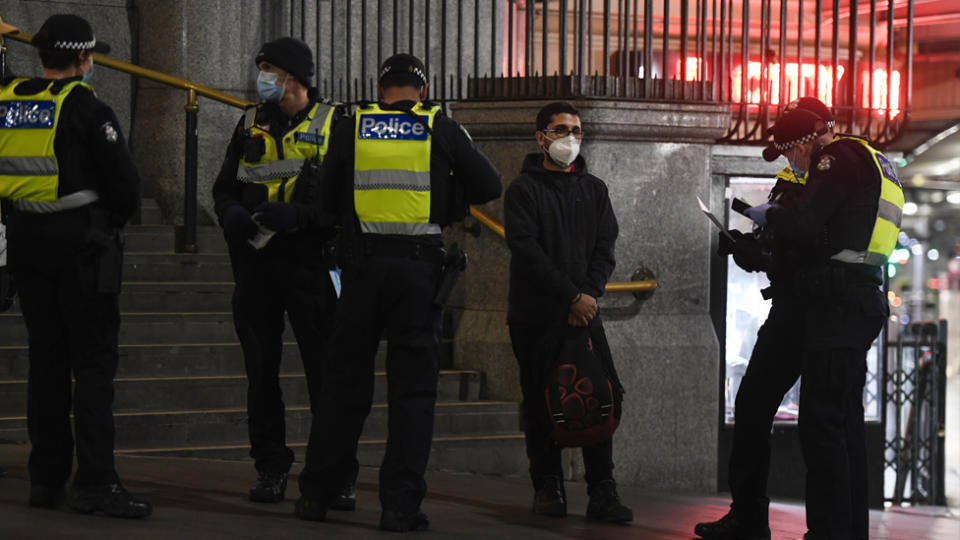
left=52, top=39, right=97, bottom=50
left=380, top=64, right=427, bottom=84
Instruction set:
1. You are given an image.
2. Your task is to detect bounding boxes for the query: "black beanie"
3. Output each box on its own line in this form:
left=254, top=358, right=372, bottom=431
left=255, top=37, right=314, bottom=88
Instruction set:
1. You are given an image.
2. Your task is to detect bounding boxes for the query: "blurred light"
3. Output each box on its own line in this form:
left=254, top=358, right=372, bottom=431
left=891, top=248, right=911, bottom=264
left=928, top=278, right=941, bottom=290
left=896, top=158, right=908, bottom=168
left=899, top=232, right=911, bottom=244
left=887, top=291, right=896, bottom=301
left=935, top=219, right=946, bottom=232
left=949, top=258, right=960, bottom=274
left=888, top=264, right=897, bottom=278
left=931, top=191, right=945, bottom=203
left=900, top=314, right=910, bottom=324
left=891, top=297, right=902, bottom=307
left=911, top=174, right=926, bottom=187
left=928, top=248, right=940, bottom=261
left=911, top=243, right=924, bottom=256
left=948, top=192, right=960, bottom=204
left=903, top=202, right=918, bottom=215
left=889, top=315, right=898, bottom=323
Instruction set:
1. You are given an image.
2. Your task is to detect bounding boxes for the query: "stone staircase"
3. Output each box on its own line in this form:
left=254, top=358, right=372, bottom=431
left=0, top=200, right=525, bottom=476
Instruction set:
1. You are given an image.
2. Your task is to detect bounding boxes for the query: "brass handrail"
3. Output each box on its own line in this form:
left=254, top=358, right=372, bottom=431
left=4, top=30, right=253, bottom=109
left=467, top=207, right=658, bottom=294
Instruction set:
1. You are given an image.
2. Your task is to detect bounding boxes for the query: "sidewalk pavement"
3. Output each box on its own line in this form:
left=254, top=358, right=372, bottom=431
left=1, top=442, right=957, bottom=539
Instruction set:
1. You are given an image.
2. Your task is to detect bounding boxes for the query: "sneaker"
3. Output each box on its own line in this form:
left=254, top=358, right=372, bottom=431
left=294, top=496, right=328, bottom=522
left=380, top=509, right=429, bottom=532
left=68, top=483, right=152, bottom=518
left=694, top=511, right=770, bottom=540
left=29, top=484, right=66, bottom=508
left=249, top=471, right=287, bottom=503
left=586, top=479, right=633, bottom=523
left=532, top=475, right=567, bottom=517
left=329, top=482, right=357, bottom=511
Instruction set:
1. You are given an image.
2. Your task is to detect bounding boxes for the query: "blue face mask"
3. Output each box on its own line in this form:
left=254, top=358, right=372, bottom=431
left=788, top=160, right=806, bottom=180
left=81, top=62, right=93, bottom=84
left=256, top=71, right=285, bottom=103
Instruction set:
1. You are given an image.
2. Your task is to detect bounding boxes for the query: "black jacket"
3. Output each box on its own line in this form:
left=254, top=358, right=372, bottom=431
left=319, top=100, right=503, bottom=244
left=505, top=153, right=618, bottom=326
left=1, top=76, right=141, bottom=251
left=212, top=95, right=345, bottom=260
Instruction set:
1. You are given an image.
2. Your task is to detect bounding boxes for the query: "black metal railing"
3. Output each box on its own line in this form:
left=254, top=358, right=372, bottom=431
left=883, top=320, right=947, bottom=506
left=283, top=0, right=914, bottom=146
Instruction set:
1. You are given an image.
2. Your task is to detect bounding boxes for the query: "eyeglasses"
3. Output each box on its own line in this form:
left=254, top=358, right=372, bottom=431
left=541, top=126, right=584, bottom=139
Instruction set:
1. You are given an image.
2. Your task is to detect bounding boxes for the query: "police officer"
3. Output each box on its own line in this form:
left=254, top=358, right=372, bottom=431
left=294, top=53, right=502, bottom=531
left=743, top=102, right=903, bottom=540
left=695, top=98, right=835, bottom=540
left=0, top=14, right=149, bottom=517
left=212, top=37, right=350, bottom=506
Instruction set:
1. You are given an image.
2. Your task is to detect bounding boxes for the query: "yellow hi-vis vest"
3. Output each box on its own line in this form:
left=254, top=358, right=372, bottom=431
left=0, top=78, right=100, bottom=211
left=775, top=165, right=807, bottom=185
left=236, top=101, right=335, bottom=202
left=353, top=102, right=441, bottom=236
left=829, top=136, right=905, bottom=267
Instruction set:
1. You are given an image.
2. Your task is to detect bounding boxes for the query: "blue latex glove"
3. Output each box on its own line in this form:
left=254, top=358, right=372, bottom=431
left=221, top=204, right=257, bottom=242
left=254, top=202, right=299, bottom=232
left=744, top=203, right=774, bottom=227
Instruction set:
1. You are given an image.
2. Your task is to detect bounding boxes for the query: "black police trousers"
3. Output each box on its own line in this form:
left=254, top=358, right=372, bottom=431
left=799, top=285, right=886, bottom=540
left=508, top=322, right=615, bottom=490
left=727, top=296, right=803, bottom=531
left=10, top=241, right=121, bottom=488
left=298, top=249, right=442, bottom=514
left=229, top=247, right=337, bottom=475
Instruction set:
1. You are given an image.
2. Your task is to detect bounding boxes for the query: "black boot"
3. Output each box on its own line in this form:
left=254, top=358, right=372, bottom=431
left=68, top=483, right=152, bottom=518
left=694, top=511, right=770, bottom=540
left=29, top=484, right=66, bottom=509
left=249, top=471, right=287, bottom=503
left=294, top=496, right=328, bottom=522
left=380, top=509, right=429, bottom=532
left=329, top=481, right=357, bottom=511
left=586, top=479, right=633, bottom=523
left=532, top=475, right=567, bottom=517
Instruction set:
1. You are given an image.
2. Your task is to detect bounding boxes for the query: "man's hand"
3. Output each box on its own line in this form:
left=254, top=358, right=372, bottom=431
left=254, top=202, right=299, bottom=232
left=222, top=204, right=257, bottom=243
left=567, top=311, right=588, bottom=327
left=569, top=293, right=598, bottom=324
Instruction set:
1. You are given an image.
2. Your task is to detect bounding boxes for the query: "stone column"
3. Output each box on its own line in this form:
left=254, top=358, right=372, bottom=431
left=449, top=99, right=729, bottom=491
left=130, top=0, right=283, bottom=225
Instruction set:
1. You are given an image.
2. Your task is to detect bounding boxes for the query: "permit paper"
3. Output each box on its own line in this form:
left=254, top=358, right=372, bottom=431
left=696, top=196, right=736, bottom=242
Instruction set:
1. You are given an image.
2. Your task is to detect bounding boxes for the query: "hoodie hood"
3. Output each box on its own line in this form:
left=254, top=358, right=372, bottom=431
left=520, top=152, right=588, bottom=178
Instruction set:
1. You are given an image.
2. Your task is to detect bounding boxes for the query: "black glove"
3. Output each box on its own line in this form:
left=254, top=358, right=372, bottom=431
left=221, top=204, right=257, bottom=243
left=731, top=235, right=771, bottom=273
left=717, top=229, right=745, bottom=257
left=254, top=202, right=299, bottom=232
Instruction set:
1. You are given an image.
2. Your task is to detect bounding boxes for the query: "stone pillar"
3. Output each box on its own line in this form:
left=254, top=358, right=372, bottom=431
left=130, top=0, right=285, bottom=224
left=449, top=99, right=730, bottom=491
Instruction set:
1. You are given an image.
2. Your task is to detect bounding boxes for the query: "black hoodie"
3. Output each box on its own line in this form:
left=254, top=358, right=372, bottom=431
left=504, top=152, right=618, bottom=326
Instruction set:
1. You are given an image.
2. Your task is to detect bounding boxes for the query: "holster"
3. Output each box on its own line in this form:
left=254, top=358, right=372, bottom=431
left=433, top=242, right=467, bottom=307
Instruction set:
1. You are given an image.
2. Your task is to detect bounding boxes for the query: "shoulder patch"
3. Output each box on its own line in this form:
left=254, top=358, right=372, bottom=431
left=817, top=155, right=834, bottom=171
left=101, top=121, right=118, bottom=143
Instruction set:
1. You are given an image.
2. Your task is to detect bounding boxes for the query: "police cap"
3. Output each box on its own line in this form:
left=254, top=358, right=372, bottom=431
left=32, top=14, right=110, bottom=54
left=763, top=106, right=831, bottom=162
left=379, top=53, right=427, bottom=88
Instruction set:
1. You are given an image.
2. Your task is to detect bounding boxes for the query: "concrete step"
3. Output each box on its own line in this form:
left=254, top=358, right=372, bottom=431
left=0, top=341, right=418, bottom=379
left=123, top=254, right=234, bottom=282
left=0, top=400, right=522, bottom=450
left=0, top=312, right=241, bottom=345
left=124, top=225, right=226, bottom=254
left=117, top=282, right=234, bottom=312
left=0, top=370, right=482, bottom=415
left=134, top=198, right=164, bottom=226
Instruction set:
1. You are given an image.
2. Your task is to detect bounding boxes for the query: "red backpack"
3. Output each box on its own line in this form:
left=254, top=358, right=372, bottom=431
left=544, top=327, right=622, bottom=447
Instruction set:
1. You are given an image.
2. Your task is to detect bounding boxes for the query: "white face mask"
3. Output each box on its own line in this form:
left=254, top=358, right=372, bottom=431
left=544, top=134, right=581, bottom=168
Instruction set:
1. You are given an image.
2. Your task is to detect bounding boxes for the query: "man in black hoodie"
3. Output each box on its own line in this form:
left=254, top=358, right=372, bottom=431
left=504, top=101, right=632, bottom=523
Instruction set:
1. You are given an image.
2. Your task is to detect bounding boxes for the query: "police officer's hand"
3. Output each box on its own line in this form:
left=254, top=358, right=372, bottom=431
left=253, top=202, right=299, bottom=232
left=718, top=229, right=745, bottom=256
left=731, top=236, right=772, bottom=273
left=222, top=204, right=257, bottom=243
left=744, top=203, right=775, bottom=227
left=570, top=293, right=598, bottom=324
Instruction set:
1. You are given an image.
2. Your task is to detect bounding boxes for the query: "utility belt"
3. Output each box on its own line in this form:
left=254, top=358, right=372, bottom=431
left=359, top=235, right=446, bottom=265
left=761, top=263, right=881, bottom=300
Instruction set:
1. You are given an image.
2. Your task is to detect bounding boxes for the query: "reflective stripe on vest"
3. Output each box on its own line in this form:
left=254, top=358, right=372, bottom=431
left=12, top=189, right=99, bottom=213
left=0, top=78, right=92, bottom=204
left=828, top=136, right=905, bottom=266
left=775, top=165, right=807, bottom=185
left=236, top=101, right=335, bottom=202
left=353, top=102, right=441, bottom=236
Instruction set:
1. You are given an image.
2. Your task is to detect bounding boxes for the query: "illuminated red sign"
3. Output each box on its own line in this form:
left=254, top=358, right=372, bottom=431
left=676, top=57, right=900, bottom=115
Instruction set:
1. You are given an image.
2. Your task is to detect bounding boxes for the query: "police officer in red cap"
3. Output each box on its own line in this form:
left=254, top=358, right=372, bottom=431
left=212, top=37, right=350, bottom=506
left=695, top=97, right=836, bottom=540
left=737, top=99, right=904, bottom=540
left=0, top=14, right=149, bottom=517
left=294, top=53, right=502, bottom=531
